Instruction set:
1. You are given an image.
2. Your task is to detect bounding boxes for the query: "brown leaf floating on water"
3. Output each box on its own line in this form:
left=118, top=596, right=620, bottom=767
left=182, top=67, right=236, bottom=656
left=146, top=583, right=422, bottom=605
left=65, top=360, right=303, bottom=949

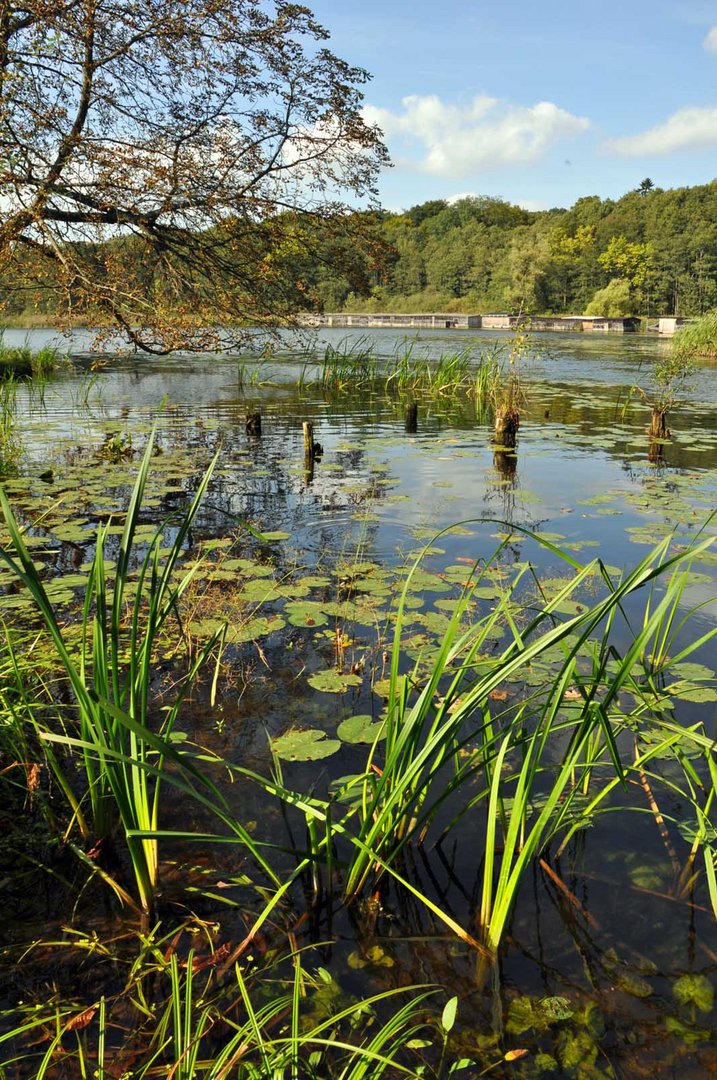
left=66, top=1005, right=97, bottom=1032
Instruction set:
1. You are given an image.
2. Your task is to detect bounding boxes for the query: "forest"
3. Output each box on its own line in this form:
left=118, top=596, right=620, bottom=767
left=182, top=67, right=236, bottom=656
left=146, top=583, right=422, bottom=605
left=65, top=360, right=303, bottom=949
left=309, top=178, right=717, bottom=319
left=3, top=179, right=717, bottom=328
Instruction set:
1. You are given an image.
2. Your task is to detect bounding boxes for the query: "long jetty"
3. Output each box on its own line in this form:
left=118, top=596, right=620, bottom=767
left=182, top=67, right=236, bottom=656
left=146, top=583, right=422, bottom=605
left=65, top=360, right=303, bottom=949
left=299, top=312, right=644, bottom=333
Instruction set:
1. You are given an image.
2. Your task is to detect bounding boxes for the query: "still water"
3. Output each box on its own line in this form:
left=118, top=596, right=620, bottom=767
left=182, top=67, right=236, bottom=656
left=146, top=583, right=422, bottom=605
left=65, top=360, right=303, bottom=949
left=1, top=327, right=717, bottom=1077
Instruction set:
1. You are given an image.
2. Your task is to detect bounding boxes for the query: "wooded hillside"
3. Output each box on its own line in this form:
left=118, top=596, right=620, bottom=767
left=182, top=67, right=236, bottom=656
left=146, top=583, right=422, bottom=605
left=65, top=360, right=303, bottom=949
left=3, top=179, right=717, bottom=325
left=310, top=180, right=717, bottom=318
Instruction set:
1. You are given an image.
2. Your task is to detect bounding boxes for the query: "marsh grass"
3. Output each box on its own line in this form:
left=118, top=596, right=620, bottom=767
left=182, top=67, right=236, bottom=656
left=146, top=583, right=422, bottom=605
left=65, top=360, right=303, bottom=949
left=0, top=375, right=20, bottom=475
left=0, top=434, right=281, bottom=915
left=672, top=311, right=717, bottom=360
left=0, top=335, right=64, bottom=377
left=2, top=924, right=438, bottom=1079
left=308, top=338, right=503, bottom=403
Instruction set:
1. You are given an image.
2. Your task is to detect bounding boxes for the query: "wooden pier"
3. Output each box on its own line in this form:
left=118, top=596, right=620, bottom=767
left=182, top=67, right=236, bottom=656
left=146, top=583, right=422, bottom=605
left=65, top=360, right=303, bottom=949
left=299, top=312, right=641, bottom=333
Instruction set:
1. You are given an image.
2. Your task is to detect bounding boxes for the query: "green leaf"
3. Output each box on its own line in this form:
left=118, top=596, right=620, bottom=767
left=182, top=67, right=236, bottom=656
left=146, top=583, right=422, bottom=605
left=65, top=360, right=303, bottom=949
left=308, top=669, right=363, bottom=693
left=271, top=729, right=341, bottom=761
left=337, top=714, right=386, bottom=744
left=441, top=996, right=458, bottom=1033
left=673, top=974, right=714, bottom=1013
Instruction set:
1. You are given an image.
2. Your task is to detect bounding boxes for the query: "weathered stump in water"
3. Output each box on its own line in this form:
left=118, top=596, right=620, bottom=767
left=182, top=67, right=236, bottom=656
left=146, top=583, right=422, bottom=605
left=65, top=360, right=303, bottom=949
left=648, top=408, right=670, bottom=440
left=405, top=402, right=418, bottom=433
left=494, top=409, right=519, bottom=448
left=302, top=420, right=322, bottom=484
left=246, top=411, right=262, bottom=436
left=303, top=421, right=316, bottom=458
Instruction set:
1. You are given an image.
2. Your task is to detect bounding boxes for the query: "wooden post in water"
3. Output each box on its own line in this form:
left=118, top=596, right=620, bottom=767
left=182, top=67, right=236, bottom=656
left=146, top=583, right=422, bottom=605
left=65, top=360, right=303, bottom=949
left=246, top=411, right=262, bottom=436
left=303, top=421, right=314, bottom=458
left=405, top=402, right=418, bottom=433
left=303, top=420, right=316, bottom=483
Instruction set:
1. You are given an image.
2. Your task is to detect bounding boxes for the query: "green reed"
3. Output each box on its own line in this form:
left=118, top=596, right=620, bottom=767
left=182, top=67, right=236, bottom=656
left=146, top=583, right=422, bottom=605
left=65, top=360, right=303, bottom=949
left=308, top=337, right=504, bottom=402
left=0, top=333, right=63, bottom=377
left=0, top=434, right=280, bottom=915
left=248, top=525, right=716, bottom=956
left=3, top=932, right=436, bottom=1079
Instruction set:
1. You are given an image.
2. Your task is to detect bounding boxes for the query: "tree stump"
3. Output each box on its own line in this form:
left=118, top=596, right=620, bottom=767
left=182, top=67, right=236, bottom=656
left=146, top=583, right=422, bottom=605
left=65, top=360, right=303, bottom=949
left=494, top=409, right=519, bottom=447
left=648, top=408, right=670, bottom=440
left=246, top=411, right=261, bottom=436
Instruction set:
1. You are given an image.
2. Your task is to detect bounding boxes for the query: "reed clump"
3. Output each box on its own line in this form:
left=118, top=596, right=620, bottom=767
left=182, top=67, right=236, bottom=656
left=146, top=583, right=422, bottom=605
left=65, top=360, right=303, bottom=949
left=311, top=337, right=503, bottom=404
left=0, top=335, right=64, bottom=377
left=672, top=310, right=717, bottom=360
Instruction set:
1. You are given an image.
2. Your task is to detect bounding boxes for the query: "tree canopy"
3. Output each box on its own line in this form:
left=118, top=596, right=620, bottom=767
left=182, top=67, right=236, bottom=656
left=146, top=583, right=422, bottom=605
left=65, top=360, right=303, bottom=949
left=0, top=0, right=387, bottom=350
left=303, top=181, right=717, bottom=319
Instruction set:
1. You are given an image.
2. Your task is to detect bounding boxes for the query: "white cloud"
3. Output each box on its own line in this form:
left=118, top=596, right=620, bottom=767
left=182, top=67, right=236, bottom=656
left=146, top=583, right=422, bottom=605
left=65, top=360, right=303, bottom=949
left=361, top=94, right=589, bottom=177
left=606, top=106, right=717, bottom=156
left=445, top=191, right=479, bottom=204
left=704, top=26, right=717, bottom=51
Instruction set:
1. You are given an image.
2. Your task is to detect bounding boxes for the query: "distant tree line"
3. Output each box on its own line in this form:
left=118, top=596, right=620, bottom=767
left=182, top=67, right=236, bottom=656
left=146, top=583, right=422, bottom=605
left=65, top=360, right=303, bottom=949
left=308, top=180, right=717, bottom=318
left=3, top=179, right=717, bottom=326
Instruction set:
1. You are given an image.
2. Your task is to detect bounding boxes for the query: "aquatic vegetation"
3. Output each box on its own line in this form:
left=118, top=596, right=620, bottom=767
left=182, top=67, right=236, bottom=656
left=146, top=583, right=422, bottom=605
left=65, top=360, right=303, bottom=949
left=0, top=340, right=717, bottom=1076
left=308, top=337, right=503, bottom=403
left=0, top=376, right=20, bottom=476
left=0, top=335, right=64, bottom=377
left=0, top=929, right=439, bottom=1078
left=628, top=336, right=696, bottom=445
left=259, top=527, right=716, bottom=957
left=319, top=337, right=382, bottom=392
left=672, top=310, right=717, bottom=360
left=0, top=436, right=278, bottom=916
left=491, top=327, right=529, bottom=444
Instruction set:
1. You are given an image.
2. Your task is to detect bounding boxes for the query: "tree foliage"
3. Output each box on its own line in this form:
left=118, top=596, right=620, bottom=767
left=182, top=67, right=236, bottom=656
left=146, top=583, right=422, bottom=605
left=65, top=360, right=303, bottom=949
left=0, top=0, right=387, bottom=350
left=584, top=278, right=632, bottom=317
left=303, top=181, right=717, bottom=319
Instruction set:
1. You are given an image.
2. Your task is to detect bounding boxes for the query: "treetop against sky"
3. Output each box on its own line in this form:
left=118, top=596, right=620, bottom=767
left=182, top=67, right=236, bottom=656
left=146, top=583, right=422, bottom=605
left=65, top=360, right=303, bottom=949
left=309, top=0, right=717, bottom=212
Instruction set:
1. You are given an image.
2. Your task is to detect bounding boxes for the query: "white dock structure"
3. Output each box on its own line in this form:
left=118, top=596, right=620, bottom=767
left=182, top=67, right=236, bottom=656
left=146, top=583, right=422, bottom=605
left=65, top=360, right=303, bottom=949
left=299, top=313, right=642, bottom=333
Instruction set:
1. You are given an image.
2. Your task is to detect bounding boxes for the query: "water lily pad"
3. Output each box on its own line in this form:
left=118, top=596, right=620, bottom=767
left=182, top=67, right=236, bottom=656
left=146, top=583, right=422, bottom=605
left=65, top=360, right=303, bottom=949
left=231, top=614, right=285, bottom=642
left=307, top=669, right=363, bottom=693
left=271, top=728, right=340, bottom=761
left=285, top=601, right=330, bottom=628
left=337, top=714, right=386, bottom=744
left=671, top=685, right=717, bottom=703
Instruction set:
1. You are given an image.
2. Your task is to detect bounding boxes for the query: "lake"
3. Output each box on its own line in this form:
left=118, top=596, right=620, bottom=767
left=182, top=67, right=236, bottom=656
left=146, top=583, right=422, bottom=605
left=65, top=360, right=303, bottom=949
left=1, top=326, right=716, bottom=1078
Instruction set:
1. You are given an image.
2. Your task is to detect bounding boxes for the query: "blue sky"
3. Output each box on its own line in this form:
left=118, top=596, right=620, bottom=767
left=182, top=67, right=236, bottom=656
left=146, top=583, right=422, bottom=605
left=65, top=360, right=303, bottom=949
left=309, top=0, right=717, bottom=211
